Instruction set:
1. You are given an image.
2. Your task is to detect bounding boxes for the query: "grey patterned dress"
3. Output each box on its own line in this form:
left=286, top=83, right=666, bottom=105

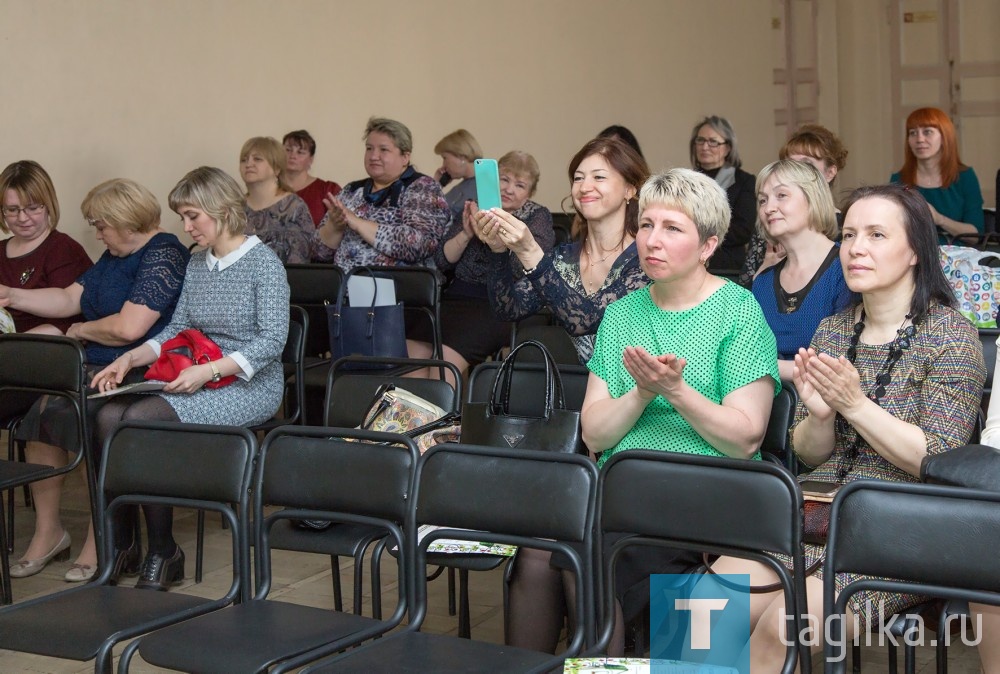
left=149, top=237, right=290, bottom=426
left=245, top=193, right=314, bottom=264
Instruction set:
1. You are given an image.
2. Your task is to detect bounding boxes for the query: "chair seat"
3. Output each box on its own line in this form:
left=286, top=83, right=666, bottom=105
left=308, top=630, right=555, bottom=673
left=138, top=599, right=381, bottom=673
left=269, top=519, right=386, bottom=557
left=0, top=459, right=70, bottom=491
left=0, top=586, right=210, bottom=660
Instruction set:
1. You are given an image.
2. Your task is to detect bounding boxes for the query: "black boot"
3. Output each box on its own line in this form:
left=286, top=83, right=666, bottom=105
left=135, top=546, right=185, bottom=591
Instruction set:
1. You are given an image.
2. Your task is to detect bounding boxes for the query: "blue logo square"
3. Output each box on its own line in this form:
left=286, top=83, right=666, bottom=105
left=650, top=573, right=750, bottom=674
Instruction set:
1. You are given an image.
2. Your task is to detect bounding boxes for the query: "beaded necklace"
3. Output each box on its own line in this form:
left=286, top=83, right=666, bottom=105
left=835, top=309, right=919, bottom=481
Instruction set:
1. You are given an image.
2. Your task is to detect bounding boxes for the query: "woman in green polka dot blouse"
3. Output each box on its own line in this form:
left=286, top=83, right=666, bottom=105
left=506, top=169, right=780, bottom=656
left=581, top=168, right=781, bottom=468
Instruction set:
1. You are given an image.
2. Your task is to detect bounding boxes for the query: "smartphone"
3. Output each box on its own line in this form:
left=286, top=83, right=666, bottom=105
left=474, top=159, right=502, bottom=211
left=438, top=171, right=451, bottom=187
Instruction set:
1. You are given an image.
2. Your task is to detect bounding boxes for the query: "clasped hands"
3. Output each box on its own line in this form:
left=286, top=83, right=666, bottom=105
left=623, top=346, right=687, bottom=402
left=792, top=347, right=866, bottom=421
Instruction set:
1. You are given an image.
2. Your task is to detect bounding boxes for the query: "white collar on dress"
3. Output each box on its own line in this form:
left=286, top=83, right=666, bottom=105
left=205, top=235, right=261, bottom=271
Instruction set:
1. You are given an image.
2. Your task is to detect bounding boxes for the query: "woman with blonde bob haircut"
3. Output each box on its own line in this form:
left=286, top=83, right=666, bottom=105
left=1, top=160, right=91, bottom=333
left=90, top=166, right=289, bottom=590
left=752, top=159, right=853, bottom=382
left=508, top=168, right=779, bottom=655
left=433, top=128, right=484, bottom=225
left=1, top=177, right=188, bottom=582
left=239, top=136, right=313, bottom=263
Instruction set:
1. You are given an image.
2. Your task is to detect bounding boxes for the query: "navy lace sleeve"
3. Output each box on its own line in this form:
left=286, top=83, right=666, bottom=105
left=486, top=241, right=648, bottom=336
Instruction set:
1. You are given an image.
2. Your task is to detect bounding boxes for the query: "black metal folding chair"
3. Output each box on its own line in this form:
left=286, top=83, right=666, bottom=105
left=589, top=450, right=811, bottom=674
left=0, top=421, right=255, bottom=673
left=117, top=426, right=417, bottom=674
left=825, top=480, right=1000, bottom=674
left=0, top=335, right=92, bottom=605
left=292, top=443, right=599, bottom=674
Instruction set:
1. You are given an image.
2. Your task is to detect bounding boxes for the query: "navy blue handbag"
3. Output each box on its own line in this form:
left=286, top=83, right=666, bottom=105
left=326, top=266, right=408, bottom=367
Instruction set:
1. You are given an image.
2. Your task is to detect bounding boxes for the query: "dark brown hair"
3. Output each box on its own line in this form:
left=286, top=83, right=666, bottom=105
left=567, top=137, right=650, bottom=243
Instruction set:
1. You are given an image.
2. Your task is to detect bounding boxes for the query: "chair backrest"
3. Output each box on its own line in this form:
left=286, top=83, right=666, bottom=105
left=274, top=305, right=307, bottom=425
left=411, top=444, right=598, bottom=658
left=551, top=212, right=574, bottom=246
left=762, top=382, right=798, bottom=471
left=598, top=450, right=807, bottom=672
left=468, top=361, right=589, bottom=417
left=511, top=324, right=581, bottom=365
left=0, top=334, right=87, bottom=398
left=324, top=357, right=461, bottom=428
left=825, top=480, right=1000, bottom=670
left=256, top=427, right=418, bottom=613
left=100, top=422, right=256, bottom=595
left=352, top=266, right=443, bottom=356
left=285, top=263, right=343, bottom=357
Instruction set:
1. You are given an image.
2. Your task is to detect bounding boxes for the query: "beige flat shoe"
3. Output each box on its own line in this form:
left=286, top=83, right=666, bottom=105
left=64, top=563, right=97, bottom=583
left=9, top=530, right=71, bottom=578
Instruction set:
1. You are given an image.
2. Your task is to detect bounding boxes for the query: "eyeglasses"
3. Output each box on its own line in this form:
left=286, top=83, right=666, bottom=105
left=2, top=203, right=45, bottom=219
left=694, top=137, right=729, bottom=148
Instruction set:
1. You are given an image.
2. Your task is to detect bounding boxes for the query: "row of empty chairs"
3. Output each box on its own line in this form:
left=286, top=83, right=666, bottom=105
left=3, top=417, right=998, bottom=673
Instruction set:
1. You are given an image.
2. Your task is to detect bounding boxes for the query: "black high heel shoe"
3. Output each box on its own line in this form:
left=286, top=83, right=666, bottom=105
left=135, top=546, right=185, bottom=591
left=108, top=539, right=143, bottom=585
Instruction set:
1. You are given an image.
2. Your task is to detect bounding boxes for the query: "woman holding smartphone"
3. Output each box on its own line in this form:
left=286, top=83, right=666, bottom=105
left=473, top=136, right=650, bottom=365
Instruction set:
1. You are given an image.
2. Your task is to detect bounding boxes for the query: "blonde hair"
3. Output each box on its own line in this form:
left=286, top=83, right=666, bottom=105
left=0, top=160, right=60, bottom=233
left=638, top=168, right=731, bottom=243
left=364, top=117, right=413, bottom=155
left=240, top=136, right=292, bottom=193
left=169, top=166, right=247, bottom=238
left=755, top=160, right=838, bottom=241
left=81, top=178, right=161, bottom=234
left=434, top=129, right=483, bottom=162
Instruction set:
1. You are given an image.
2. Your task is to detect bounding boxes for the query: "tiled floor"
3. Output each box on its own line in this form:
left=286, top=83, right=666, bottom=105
left=1, top=463, right=986, bottom=672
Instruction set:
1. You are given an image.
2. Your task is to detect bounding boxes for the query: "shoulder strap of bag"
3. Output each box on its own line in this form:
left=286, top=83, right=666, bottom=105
left=489, top=339, right=566, bottom=417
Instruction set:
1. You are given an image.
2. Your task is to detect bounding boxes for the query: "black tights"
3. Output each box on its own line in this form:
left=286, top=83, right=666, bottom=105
left=505, top=548, right=625, bottom=655
left=96, top=395, right=180, bottom=555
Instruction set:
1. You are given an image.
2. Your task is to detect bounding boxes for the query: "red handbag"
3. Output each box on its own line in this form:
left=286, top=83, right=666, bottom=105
left=144, top=329, right=235, bottom=389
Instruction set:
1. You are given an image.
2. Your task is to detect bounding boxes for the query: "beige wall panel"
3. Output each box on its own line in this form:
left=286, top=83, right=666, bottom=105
left=961, top=77, right=1000, bottom=103
left=0, top=0, right=775, bottom=258
left=958, top=0, right=1000, bottom=62
left=902, top=78, right=947, bottom=106
left=899, top=0, right=942, bottom=66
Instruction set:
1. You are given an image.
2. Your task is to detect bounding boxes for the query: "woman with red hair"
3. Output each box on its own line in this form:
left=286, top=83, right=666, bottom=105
left=890, top=107, right=984, bottom=241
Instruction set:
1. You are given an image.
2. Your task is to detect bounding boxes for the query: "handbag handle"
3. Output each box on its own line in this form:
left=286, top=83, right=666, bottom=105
left=331, top=266, right=384, bottom=339
left=489, top=339, right=566, bottom=419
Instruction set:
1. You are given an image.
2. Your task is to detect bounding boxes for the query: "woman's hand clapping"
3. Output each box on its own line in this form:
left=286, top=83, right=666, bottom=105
left=793, top=347, right=866, bottom=420
left=322, top=193, right=352, bottom=232
left=623, top=346, right=687, bottom=403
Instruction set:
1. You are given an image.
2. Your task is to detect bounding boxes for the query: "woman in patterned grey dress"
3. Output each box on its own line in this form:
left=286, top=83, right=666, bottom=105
left=91, top=166, right=290, bottom=590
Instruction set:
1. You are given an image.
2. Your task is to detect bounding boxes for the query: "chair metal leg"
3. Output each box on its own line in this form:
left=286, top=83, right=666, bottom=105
left=195, top=510, right=205, bottom=583
left=852, top=641, right=861, bottom=673
left=447, top=566, right=456, bottom=616
left=888, top=642, right=898, bottom=674
left=330, top=555, right=343, bottom=612
left=352, top=546, right=366, bottom=615
left=0, top=504, right=11, bottom=604
left=458, top=568, right=471, bottom=639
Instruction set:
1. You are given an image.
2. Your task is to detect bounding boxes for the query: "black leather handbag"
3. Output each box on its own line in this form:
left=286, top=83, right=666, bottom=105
left=461, top=340, right=586, bottom=454
left=327, top=266, right=407, bottom=367
left=921, top=444, right=1000, bottom=491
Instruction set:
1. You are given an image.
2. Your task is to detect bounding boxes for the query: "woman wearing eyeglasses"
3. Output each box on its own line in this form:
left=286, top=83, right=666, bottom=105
left=0, top=161, right=92, bottom=333
left=0, top=178, right=188, bottom=583
left=689, top=116, right=756, bottom=272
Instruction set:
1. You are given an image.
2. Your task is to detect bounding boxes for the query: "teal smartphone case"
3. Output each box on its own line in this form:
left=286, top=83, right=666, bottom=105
left=474, top=159, right=502, bottom=211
